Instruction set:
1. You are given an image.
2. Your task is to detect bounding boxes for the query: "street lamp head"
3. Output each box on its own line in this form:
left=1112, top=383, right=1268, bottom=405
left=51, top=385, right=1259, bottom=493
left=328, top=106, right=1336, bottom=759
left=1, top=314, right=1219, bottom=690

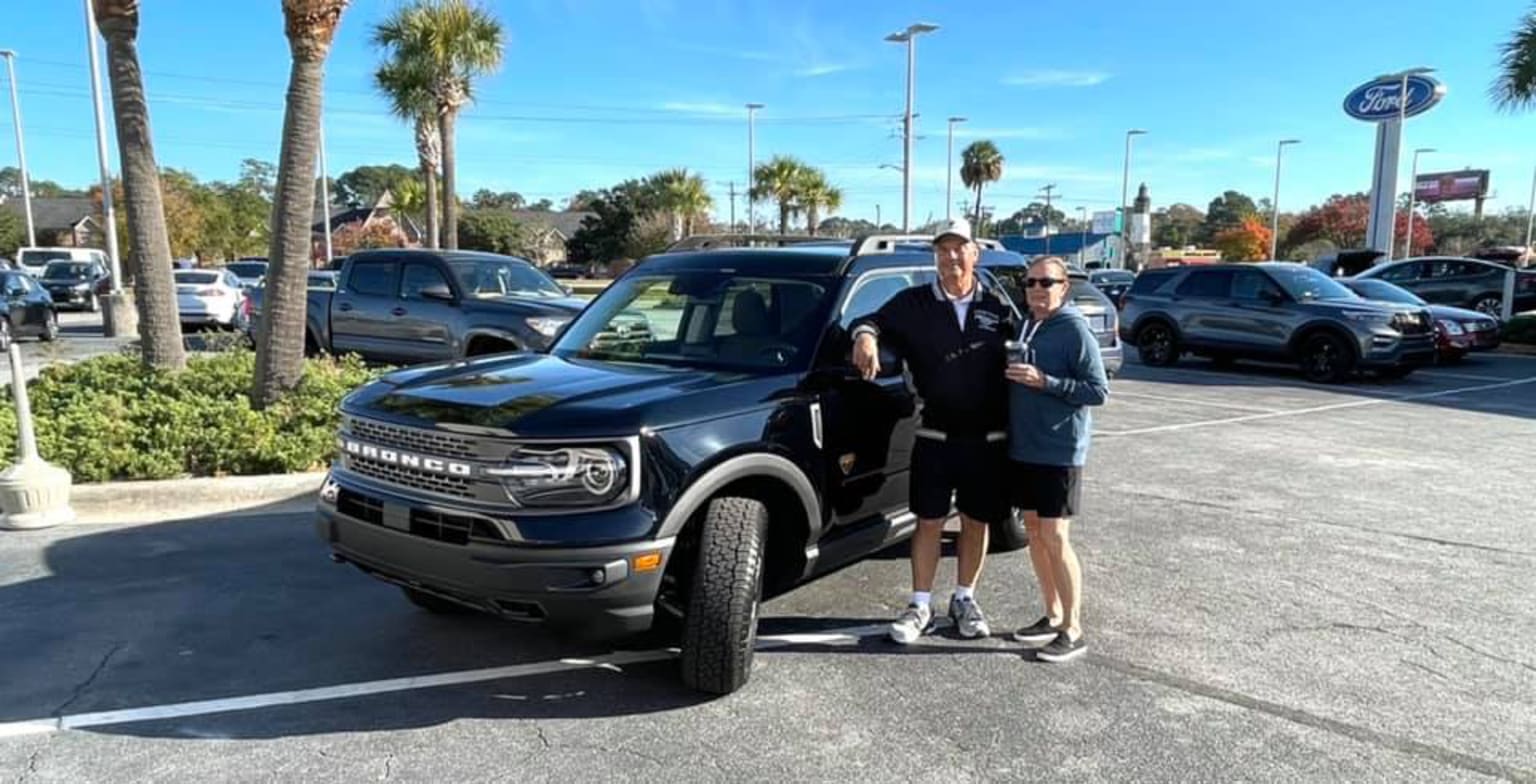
left=1127, top=128, right=1147, bottom=137
left=1414, top=147, right=1437, bottom=154
left=0, top=50, right=15, bottom=59
left=887, top=22, right=939, bottom=42
left=908, top=22, right=940, bottom=35
left=948, top=116, right=967, bottom=124
left=745, top=102, right=764, bottom=110
left=1279, top=138, right=1301, bottom=146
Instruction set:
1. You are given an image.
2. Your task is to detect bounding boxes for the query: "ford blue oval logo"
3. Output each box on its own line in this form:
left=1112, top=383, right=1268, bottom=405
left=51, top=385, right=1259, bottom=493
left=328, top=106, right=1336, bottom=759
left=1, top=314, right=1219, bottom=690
left=1343, top=75, right=1446, bottom=122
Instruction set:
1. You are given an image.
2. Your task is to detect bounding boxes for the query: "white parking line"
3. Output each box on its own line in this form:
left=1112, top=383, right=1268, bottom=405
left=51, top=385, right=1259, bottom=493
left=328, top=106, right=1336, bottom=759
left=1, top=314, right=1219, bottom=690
left=0, top=623, right=889, bottom=738
left=1416, top=370, right=1511, bottom=383
left=1099, top=376, right=1536, bottom=437
left=1110, top=390, right=1280, bottom=414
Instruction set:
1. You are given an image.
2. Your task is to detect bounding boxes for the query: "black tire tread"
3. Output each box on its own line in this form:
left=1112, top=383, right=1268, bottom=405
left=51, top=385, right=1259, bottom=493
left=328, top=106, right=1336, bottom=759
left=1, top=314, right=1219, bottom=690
left=679, top=496, right=768, bottom=695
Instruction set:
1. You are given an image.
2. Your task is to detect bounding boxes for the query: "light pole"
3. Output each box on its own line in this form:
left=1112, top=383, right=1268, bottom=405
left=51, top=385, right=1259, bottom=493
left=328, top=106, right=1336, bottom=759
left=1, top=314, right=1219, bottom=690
left=83, top=1, right=122, bottom=292
left=745, top=102, right=762, bottom=235
left=875, top=203, right=882, bottom=228
left=319, top=122, right=333, bottom=265
left=1119, top=129, right=1146, bottom=269
left=1525, top=164, right=1535, bottom=262
left=1404, top=146, right=1434, bottom=259
left=885, top=22, right=939, bottom=232
left=945, top=116, right=966, bottom=222
left=1077, top=206, right=1088, bottom=267
left=1270, top=139, right=1300, bottom=260
left=0, top=50, right=35, bottom=248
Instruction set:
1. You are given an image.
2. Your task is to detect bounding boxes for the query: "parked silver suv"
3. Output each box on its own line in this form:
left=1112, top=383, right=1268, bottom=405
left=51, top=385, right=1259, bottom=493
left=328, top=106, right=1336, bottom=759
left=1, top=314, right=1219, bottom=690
left=1118, top=263, right=1436, bottom=383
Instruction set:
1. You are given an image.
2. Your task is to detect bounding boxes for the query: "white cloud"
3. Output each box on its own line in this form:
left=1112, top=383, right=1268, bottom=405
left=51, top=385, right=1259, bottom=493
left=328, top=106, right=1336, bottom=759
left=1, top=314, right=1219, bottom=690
left=658, top=102, right=742, bottom=116
left=794, top=63, right=857, bottom=78
left=1002, top=70, right=1112, bottom=88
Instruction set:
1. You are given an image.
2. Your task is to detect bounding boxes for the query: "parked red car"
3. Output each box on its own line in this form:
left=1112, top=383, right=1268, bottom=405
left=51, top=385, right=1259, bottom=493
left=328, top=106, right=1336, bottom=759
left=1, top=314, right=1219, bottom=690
left=1343, top=278, right=1500, bottom=361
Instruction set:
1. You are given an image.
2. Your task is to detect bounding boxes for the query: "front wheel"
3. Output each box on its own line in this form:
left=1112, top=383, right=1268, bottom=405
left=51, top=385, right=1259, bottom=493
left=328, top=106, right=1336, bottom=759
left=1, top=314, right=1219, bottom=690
left=1300, top=333, right=1355, bottom=384
left=1472, top=295, right=1502, bottom=317
left=1136, top=322, right=1179, bottom=367
left=0, top=317, right=12, bottom=352
left=679, top=497, right=769, bottom=696
left=40, top=310, right=59, bottom=342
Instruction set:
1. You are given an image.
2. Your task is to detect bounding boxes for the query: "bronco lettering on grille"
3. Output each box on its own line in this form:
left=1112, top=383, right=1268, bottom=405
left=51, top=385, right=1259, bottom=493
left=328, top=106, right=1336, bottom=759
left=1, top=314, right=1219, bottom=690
left=342, top=439, right=474, bottom=477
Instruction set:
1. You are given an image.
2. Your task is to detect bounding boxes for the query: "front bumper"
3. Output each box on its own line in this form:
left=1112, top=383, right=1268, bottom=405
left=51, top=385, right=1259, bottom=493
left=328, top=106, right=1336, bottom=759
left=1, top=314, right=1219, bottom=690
left=1358, top=332, right=1437, bottom=369
left=316, top=469, right=673, bottom=638
left=44, top=288, right=93, bottom=308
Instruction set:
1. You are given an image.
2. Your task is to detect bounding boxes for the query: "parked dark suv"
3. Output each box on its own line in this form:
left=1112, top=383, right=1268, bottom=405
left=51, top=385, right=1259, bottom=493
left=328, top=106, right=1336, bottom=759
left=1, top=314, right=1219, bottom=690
left=1353, top=256, right=1536, bottom=317
left=1119, top=263, right=1435, bottom=382
left=317, top=235, right=1049, bottom=696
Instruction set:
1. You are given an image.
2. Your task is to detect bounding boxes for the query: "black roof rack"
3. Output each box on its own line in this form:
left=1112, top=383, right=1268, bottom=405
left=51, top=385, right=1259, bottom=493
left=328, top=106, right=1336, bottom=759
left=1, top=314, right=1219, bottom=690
left=662, top=234, right=826, bottom=252
left=849, top=233, right=1004, bottom=257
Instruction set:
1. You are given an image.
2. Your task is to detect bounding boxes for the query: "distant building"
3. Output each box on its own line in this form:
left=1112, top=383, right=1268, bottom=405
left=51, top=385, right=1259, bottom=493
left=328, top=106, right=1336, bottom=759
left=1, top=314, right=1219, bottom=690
left=312, top=191, right=424, bottom=264
left=0, top=195, right=104, bottom=248
left=999, top=232, right=1122, bottom=269
left=497, top=210, right=595, bottom=267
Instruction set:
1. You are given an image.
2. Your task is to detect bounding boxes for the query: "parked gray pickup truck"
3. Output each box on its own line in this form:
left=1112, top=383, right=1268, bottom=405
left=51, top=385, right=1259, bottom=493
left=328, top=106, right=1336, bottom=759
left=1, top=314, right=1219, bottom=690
left=256, top=249, right=588, bottom=364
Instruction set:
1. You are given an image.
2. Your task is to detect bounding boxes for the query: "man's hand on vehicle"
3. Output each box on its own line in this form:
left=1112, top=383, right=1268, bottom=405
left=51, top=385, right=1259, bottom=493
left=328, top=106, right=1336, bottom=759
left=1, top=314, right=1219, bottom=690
left=853, top=332, right=881, bottom=380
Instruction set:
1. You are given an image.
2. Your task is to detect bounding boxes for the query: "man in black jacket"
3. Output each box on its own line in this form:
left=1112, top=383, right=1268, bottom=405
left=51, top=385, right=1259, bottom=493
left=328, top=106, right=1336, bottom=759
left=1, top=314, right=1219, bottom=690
left=851, top=219, right=1015, bottom=643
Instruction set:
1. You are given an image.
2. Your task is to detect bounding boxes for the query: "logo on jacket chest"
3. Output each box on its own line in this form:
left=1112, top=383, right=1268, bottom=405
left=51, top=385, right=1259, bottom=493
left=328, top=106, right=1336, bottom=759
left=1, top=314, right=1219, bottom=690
left=972, top=309, right=1001, bottom=332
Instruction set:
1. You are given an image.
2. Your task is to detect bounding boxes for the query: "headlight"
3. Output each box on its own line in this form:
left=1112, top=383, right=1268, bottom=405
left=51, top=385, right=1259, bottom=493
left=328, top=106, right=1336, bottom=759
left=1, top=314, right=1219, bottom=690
left=72, top=283, right=91, bottom=292
left=486, top=444, right=629, bottom=507
left=525, top=316, right=572, bottom=338
left=1342, top=310, right=1392, bottom=323
left=1437, top=319, right=1465, bottom=335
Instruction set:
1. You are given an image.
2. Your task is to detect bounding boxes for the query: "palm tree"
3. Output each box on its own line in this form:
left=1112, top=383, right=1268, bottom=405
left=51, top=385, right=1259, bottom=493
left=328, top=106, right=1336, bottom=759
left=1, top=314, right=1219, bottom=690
left=372, top=0, right=504, bottom=251
left=960, top=140, right=1005, bottom=229
left=93, top=0, right=184, bottom=370
left=750, top=156, right=809, bottom=235
left=797, top=169, right=842, bottom=237
left=252, top=0, right=349, bottom=409
left=647, top=168, right=713, bottom=240
left=1493, top=5, right=1536, bottom=111
left=375, top=58, right=440, bottom=248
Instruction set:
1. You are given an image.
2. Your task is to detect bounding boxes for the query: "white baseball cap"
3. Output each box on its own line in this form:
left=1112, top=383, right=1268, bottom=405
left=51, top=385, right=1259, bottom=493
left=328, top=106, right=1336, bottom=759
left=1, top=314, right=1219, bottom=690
left=933, top=217, right=973, bottom=244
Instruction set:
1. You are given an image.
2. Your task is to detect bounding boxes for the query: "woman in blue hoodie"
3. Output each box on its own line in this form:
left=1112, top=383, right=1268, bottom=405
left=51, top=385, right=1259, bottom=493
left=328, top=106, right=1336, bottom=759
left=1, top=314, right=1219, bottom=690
left=1004, top=256, right=1109, bottom=663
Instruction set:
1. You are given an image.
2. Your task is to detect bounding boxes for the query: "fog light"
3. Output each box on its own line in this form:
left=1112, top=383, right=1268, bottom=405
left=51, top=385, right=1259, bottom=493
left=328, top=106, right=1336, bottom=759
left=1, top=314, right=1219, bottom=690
left=589, top=568, right=607, bottom=585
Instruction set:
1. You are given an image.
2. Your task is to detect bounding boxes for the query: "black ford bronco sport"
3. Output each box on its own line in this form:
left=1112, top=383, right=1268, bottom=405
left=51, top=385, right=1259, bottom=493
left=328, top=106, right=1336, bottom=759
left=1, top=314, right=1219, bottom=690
left=317, top=235, right=1035, bottom=694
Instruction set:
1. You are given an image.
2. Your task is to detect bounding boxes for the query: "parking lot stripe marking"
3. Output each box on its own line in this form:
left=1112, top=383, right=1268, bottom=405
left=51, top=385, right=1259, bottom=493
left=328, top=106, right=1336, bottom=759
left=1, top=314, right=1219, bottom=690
left=1100, top=376, right=1536, bottom=437
left=1417, top=370, right=1510, bottom=383
left=0, top=622, right=892, bottom=737
left=1110, top=391, right=1280, bottom=414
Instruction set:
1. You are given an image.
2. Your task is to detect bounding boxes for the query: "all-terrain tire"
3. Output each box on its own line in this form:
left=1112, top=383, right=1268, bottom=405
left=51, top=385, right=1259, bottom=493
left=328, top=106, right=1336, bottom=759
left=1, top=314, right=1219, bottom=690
left=679, top=497, right=769, bottom=695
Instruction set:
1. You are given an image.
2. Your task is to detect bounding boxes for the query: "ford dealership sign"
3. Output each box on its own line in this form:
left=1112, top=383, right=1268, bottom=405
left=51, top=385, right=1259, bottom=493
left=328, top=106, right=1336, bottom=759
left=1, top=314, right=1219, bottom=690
left=1343, top=75, right=1446, bottom=122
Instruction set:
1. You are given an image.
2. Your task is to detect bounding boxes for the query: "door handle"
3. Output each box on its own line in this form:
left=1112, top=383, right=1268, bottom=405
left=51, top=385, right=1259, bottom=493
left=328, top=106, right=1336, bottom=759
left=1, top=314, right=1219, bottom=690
left=337, top=302, right=353, bottom=312
left=391, top=307, right=407, bottom=317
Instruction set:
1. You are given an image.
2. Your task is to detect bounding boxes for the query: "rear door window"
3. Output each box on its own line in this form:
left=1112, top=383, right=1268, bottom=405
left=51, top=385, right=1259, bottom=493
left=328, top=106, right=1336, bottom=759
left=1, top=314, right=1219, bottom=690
left=1174, top=270, right=1233, bottom=299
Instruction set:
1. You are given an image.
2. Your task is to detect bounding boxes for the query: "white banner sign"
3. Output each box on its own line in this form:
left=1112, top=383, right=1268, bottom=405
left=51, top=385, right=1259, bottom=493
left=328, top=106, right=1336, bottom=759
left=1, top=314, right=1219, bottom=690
left=1091, top=210, right=1118, bottom=235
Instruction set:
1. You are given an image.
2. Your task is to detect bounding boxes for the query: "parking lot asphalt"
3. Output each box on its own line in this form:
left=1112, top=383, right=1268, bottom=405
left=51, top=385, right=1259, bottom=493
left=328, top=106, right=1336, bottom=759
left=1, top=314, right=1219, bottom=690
left=1, top=353, right=1533, bottom=782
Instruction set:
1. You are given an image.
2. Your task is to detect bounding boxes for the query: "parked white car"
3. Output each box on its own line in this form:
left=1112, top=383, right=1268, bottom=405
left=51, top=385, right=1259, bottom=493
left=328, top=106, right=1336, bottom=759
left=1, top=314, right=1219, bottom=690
left=174, top=269, right=250, bottom=330
left=15, top=247, right=109, bottom=278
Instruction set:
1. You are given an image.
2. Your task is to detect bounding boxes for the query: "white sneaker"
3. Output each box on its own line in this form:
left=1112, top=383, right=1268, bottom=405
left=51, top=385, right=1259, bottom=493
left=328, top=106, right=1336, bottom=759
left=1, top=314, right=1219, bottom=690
left=949, top=595, right=992, bottom=639
left=889, top=603, right=934, bottom=644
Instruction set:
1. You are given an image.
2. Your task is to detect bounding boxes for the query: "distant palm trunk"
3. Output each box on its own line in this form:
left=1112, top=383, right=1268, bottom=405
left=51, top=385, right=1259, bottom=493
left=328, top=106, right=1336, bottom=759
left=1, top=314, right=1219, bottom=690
left=439, top=108, right=458, bottom=249
left=97, top=2, right=184, bottom=370
left=414, top=116, right=439, bottom=248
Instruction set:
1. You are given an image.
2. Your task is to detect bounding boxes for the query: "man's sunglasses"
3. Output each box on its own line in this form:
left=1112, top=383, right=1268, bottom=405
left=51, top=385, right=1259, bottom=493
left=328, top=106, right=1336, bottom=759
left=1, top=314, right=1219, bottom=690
left=1024, top=277, right=1066, bottom=288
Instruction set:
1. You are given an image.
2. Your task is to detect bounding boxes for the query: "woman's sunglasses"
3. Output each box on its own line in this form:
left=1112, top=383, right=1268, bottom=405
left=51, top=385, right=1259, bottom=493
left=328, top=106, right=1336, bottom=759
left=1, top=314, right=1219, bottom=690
left=1024, top=277, right=1066, bottom=288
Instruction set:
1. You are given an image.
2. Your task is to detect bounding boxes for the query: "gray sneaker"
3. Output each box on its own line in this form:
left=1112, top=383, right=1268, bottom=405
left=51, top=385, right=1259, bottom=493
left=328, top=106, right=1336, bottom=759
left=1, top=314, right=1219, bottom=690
left=949, top=595, right=992, bottom=639
left=889, top=603, right=934, bottom=644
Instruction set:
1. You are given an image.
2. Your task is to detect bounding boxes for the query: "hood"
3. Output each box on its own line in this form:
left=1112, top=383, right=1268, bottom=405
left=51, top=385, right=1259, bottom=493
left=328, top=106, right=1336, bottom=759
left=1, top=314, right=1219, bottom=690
left=344, top=353, right=788, bottom=438
left=462, top=294, right=586, bottom=316
left=1300, top=298, right=1422, bottom=317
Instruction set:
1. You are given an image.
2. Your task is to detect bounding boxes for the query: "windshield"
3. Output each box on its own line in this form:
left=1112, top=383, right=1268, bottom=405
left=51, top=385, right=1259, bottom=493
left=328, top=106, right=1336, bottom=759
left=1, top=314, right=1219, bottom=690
left=19, top=250, right=73, bottom=267
left=226, top=262, right=267, bottom=279
left=1267, top=265, right=1360, bottom=302
left=42, top=262, right=95, bottom=280
left=1345, top=278, right=1424, bottom=306
left=448, top=258, right=565, bottom=298
left=1092, top=270, right=1135, bottom=284
left=551, top=271, right=835, bottom=371
left=175, top=271, right=221, bottom=286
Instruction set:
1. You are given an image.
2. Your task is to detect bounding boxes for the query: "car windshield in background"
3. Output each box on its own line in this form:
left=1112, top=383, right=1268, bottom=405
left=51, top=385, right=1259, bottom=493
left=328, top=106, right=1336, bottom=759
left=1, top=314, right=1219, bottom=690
left=551, top=271, right=834, bottom=371
left=1345, top=279, right=1424, bottom=306
left=175, top=272, right=221, bottom=285
left=1092, top=270, right=1135, bottom=284
left=20, top=250, right=72, bottom=266
left=1269, top=266, right=1360, bottom=302
left=226, top=262, right=267, bottom=279
left=449, top=258, right=566, bottom=298
left=42, top=262, right=95, bottom=280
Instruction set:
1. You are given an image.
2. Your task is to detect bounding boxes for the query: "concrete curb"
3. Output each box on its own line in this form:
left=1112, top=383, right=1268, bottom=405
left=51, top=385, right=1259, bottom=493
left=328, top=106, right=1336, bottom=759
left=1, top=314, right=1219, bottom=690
left=65, top=471, right=326, bottom=526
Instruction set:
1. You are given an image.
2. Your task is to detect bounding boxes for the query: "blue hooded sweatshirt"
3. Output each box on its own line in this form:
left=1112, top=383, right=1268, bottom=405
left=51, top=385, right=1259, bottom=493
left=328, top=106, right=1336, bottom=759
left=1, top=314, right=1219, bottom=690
left=1007, top=303, right=1110, bottom=467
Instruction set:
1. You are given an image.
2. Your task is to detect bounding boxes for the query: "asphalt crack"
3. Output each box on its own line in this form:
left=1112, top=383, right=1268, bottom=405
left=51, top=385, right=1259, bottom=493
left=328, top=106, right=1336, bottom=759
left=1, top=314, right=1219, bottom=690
left=1439, top=636, right=1536, bottom=675
left=51, top=642, right=124, bottom=718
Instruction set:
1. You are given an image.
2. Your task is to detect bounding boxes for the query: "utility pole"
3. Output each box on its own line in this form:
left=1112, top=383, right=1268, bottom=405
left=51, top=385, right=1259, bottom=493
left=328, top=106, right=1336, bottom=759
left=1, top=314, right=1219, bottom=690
left=746, top=103, right=762, bottom=235
left=1039, top=184, right=1058, bottom=254
left=727, top=181, right=737, bottom=231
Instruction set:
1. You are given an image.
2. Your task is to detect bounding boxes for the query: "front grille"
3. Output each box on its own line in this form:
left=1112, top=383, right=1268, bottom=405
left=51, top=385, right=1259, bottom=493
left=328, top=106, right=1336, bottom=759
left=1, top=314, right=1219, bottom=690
left=408, top=508, right=504, bottom=545
left=348, top=455, right=475, bottom=498
left=348, top=418, right=477, bottom=459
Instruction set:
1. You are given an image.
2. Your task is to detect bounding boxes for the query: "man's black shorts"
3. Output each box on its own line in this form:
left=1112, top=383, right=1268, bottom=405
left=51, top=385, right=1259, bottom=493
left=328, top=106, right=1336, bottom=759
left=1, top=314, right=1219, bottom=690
left=910, top=436, right=1009, bottom=524
left=1010, top=461, right=1083, bottom=519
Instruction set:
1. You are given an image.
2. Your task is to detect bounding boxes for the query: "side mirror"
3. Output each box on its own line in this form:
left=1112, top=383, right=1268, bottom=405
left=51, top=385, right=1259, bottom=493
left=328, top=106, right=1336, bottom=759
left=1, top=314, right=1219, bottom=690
left=1264, top=290, right=1285, bottom=305
left=420, top=283, right=454, bottom=302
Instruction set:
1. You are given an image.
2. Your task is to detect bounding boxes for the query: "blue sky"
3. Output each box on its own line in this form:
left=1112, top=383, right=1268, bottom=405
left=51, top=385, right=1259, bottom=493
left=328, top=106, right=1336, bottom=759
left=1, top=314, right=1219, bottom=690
left=4, top=0, right=1534, bottom=228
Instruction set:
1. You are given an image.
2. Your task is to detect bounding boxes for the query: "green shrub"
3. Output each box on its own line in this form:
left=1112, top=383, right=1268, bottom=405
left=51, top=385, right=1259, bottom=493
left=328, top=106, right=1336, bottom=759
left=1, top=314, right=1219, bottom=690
left=0, top=350, right=382, bottom=482
left=1502, top=316, right=1536, bottom=345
